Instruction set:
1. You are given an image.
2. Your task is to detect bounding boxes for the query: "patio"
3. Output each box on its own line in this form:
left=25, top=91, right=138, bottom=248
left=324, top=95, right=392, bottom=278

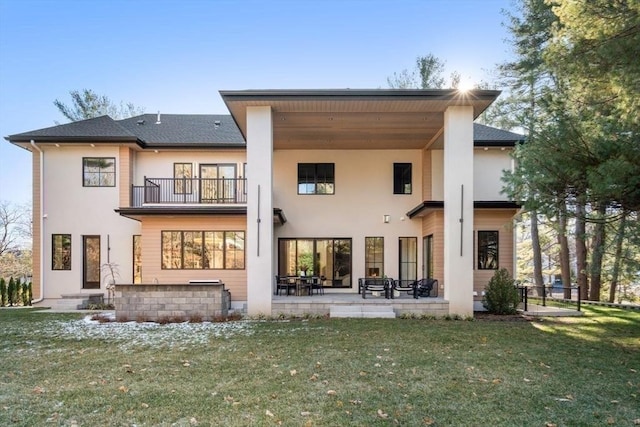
left=272, top=292, right=449, bottom=318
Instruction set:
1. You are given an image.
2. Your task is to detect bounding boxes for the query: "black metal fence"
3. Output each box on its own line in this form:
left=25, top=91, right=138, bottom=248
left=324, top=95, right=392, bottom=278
left=518, top=284, right=581, bottom=312
left=131, top=177, right=247, bottom=206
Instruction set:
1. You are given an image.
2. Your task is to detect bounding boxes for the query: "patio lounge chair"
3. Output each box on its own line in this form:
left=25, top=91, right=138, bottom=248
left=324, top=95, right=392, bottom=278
left=415, top=278, right=438, bottom=297
left=361, top=277, right=391, bottom=299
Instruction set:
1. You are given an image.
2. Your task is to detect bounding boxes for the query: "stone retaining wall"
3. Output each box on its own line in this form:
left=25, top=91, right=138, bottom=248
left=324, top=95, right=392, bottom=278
left=115, top=283, right=229, bottom=322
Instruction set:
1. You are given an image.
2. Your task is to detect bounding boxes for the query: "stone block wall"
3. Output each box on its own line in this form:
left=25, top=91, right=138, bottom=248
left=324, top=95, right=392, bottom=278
left=115, top=283, right=229, bottom=322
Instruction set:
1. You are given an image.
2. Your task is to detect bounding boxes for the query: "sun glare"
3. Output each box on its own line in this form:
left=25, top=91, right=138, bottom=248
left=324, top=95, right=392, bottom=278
left=457, top=79, right=475, bottom=93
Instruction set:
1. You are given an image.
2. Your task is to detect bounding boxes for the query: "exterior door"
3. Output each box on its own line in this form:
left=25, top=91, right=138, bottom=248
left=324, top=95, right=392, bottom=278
left=200, top=164, right=236, bottom=203
left=83, top=235, right=101, bottom=289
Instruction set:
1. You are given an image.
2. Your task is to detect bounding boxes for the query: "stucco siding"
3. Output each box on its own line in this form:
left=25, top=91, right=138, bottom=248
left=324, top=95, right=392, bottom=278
left=41, top=145, right=141, bottom=298
left=474, top=149, right=513, bottom=201
left=139, top=215, right=248, bottom=301
left=134, top=150, right=246, bottom=184
left=273, top=149, right=423, bottom=286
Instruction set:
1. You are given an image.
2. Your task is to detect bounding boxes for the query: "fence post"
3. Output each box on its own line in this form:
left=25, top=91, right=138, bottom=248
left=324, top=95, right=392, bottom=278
left=577, top=285, right=581, bottom=312
left=542, top=284, right=547, bottom=307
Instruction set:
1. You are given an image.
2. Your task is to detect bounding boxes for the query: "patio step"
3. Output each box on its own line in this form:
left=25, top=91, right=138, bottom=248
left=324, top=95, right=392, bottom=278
left=329, top=305, right=396, bottom=318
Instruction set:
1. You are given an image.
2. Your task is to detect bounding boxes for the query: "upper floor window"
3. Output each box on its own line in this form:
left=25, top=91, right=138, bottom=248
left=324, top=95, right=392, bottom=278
left=298, top=163, right=334, bottom=195
left=174, top=163, right=193, bottom=194
left=52, top=234, right=71, bottom=270
left=83, top=157, right=115, bottom=187
left=393, top=163, right=412, bottom=194
left=477, top=231, right=499, bottom=270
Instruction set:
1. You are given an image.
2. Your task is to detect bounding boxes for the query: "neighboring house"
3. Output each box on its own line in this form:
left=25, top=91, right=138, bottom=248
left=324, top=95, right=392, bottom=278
left=6, top=89, right=523, bottom=316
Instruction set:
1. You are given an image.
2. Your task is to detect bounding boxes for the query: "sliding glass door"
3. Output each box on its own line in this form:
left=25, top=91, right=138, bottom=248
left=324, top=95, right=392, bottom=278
left=278, top=238, right=352, bottom=288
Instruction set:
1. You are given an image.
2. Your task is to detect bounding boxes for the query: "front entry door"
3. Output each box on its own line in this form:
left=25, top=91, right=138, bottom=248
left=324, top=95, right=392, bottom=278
left=83, top=235, right=101, bottom=289
left=200, top=164, right=236, bottom=203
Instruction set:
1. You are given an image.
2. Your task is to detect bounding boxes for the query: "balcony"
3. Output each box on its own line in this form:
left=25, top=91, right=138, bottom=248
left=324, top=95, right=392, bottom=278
left=131, top=177, right=247, bottom=207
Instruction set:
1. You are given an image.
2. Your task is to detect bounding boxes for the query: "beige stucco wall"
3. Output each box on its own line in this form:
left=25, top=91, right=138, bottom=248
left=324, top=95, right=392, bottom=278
left=134, top=150, right=246, bottom=185
left=273, top=149, right=423, bottom=289
left=431, top=149, right=444, bottom=200
left=474, top=148, right=513, bottom=201
left=139, top=215, right=248, bottom=301
left=41, top=145, right=141, bottom=298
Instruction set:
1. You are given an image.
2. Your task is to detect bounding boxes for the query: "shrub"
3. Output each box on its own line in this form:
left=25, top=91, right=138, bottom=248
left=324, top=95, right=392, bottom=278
left=7, top=277, right=15, bottom=306
left=21, top=282, right=31, bottom=306
left=483, top=268, right=520, bottom=315
left=0, top=278, right=6, bottom=307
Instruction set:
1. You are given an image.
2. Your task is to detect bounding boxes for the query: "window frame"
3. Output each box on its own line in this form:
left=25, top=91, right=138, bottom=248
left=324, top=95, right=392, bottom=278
left=52, top=234, right=72, bottom=270
left=82, top=157, right=116, bottom=187
left=477, top=230, right=499, bottom=270
left=365, top=237, right=384, bottom=277
left=173, top=162, right=193, bottom=195
left=297, top=163, right=335, bottom=195
left=393, top=163, right=412, bottom=195
left=161, top=230, right=245, bottom=270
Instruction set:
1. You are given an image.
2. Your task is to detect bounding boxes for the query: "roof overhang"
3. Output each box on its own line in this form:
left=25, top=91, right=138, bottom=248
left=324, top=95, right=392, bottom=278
left=220, top=89, right=500, bottom=150
left=407, top=200, right=521, bottom=219
left=116, top=206, right=287, bottom=225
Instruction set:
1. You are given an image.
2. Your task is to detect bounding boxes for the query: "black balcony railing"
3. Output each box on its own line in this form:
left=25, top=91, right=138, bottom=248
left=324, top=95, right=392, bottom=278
left=131, top=177, right=247, bottom=206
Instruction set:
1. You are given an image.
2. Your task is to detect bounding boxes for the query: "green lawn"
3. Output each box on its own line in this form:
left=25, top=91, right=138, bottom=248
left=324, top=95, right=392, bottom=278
left=1, top=307, right=638, bottom=426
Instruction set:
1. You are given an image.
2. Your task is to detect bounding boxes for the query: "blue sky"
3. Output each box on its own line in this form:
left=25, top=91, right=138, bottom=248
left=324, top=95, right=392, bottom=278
left=0, top=0, right=515, bottom=205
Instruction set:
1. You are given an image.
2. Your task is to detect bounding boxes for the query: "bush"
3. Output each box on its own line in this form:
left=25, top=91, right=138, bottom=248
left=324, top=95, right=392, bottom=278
left=482, top=268, right=520, bottom=315
left=0, top=278, right=6, bottom=307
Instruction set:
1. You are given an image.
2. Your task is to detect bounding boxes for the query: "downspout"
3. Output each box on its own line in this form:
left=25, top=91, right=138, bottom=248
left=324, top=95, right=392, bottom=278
left=29, top=140, right=45, bottom=303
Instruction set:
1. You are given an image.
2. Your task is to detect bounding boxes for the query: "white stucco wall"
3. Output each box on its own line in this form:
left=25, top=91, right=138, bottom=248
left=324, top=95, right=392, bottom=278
left=273, top=149, right=423, bottom=288
left=473, top=149, right=513, bottom=201
left=431, top=149, right=444, bottom=200
left=134, top=150, right=246, bottom=184
left=42, top=146, right=140, bottom=298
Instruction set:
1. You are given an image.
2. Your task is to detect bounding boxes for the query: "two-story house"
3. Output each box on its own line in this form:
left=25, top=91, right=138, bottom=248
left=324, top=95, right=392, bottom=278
left=6, top=89, right=523, bottom=316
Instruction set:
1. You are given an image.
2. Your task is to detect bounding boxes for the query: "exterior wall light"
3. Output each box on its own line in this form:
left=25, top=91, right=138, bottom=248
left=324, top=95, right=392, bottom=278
left=383, top=215, right=390, bottom=223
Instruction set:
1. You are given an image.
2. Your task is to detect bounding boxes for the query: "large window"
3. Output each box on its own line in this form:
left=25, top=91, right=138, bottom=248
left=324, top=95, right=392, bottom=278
left=365, top=237, right=384, bottom=277
left=83, top=235, right=100, bottom=289
left=393, top=163, right=412, bottom=194
left=278, top=238, right=351, bottom=287
left=298, top=163, right=335, bottom=195
left=83, top=157, right=115, bottom=187
left=399, top=237, right=417, bottom=281
left=173, top=163, right=193, bottom=194
left=161, top=231, right=245, bottom=270
left=478, top=231, right=499, bottom=270
left=52, top=234, right=71, bottom=270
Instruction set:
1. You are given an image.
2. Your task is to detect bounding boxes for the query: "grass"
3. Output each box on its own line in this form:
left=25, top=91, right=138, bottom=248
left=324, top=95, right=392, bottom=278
left=0, top=307, right=638, bottom=426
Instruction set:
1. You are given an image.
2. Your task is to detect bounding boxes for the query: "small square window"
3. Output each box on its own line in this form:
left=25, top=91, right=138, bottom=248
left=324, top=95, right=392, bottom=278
left=83, top=157, right=115, bottom=187
left=298, top=163, right=335, bottom=195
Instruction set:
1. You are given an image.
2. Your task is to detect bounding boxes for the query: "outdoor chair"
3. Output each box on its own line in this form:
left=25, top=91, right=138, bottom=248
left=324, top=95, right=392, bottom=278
left=311, top=276, right=324, bottom=295
left=392, top=279, right=419, bottom=299
left=275, top=275, right=296, bottom=296
left=415, top=278, right=438, bottom=297
left=361, top=277, right=391, bottom=299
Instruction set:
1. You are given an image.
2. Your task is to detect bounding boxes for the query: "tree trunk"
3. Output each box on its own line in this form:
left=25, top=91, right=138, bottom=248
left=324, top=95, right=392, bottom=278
left=575, top=198, right=589, bottom=300
left=530, top=210, right=545, bottom=296
left=557, top=203, right=572, bottom=299
left=608, top=213, right=627, bottom=303
left=589, top=202, right=607, bottom=301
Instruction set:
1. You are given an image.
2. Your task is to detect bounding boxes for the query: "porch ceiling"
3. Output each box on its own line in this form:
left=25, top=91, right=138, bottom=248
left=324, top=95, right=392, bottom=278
left=220, top=89, right=500, bottom=150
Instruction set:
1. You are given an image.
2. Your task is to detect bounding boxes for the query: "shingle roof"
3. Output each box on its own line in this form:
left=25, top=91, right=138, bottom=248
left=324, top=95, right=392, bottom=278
left=7, top=115, right=137, bottom=142
left=117, top=114, right=244, bottom=146
left=474, top=123, right=524, bottom=145
left=7, top=114, right=523, bottom=147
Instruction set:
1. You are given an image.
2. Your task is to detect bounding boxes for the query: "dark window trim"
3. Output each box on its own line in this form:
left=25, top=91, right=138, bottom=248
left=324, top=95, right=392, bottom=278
left=173, top=162, right=193, bottom=195
left=365, top=236, right=384, bottom=277
left=52, top=234, right=72, bottom=270
left=82, top=235, right=101, bottom=289
left=393, top=163, right=412, bottom=195
left=477, top=230, right=499, bottom=270
left=161, top=230, right=246, bottom=270
left=297, top=163, right=335, bottom=195
left=82, top=157, right=116, bottom=187
left=398, top=236, right=418, bottom=281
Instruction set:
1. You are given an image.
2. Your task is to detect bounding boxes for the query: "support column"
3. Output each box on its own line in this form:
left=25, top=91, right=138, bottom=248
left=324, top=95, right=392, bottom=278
left=443, top=106, right=474, bottom=316
left=246, top=106, right=274, bottom=315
